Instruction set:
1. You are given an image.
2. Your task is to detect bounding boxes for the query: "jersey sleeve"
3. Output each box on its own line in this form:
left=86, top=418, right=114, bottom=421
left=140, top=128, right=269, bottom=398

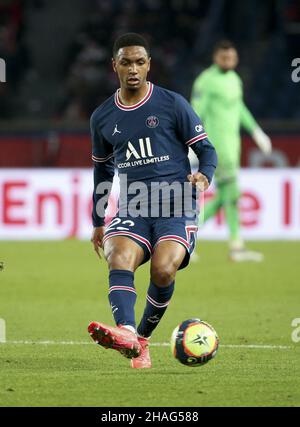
left=90, top=110, right=115, bottom=227
left=174, top=94, right=217, bottom=184
left=91, top=110, right=114, bottom=165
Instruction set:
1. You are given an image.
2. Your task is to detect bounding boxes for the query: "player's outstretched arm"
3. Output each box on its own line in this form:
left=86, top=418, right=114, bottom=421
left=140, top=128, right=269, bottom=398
left=252, top=126, right=272, bottom=155
left=240, top=101, right=272, bottom=155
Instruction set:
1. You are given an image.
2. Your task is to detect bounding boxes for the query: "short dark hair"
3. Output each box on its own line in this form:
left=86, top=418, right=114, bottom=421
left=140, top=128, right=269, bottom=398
left=213, top=40, right=237, bottom=54
left=113, top=33, right=150, bottom=58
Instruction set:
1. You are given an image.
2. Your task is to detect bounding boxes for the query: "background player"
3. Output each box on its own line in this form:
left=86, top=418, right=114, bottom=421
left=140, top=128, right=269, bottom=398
left=88, top=33, right=217, bottom=368
left=191, top=40, right=272, bottom=262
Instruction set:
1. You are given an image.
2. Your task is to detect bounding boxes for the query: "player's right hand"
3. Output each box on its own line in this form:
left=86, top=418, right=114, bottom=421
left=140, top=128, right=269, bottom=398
left=252, top=127, right=272, bottom=155
left=91, top=226, right=105, bottom=259
left=187, top=172, right=209, bottom=192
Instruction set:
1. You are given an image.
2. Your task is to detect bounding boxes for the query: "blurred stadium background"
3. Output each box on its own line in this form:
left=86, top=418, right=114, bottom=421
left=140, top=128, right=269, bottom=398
left=0, top=0, right=300, bottom=240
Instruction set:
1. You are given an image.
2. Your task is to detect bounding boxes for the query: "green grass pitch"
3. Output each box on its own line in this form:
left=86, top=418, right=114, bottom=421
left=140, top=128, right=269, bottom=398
left=0, top=240, right=299, bottom=407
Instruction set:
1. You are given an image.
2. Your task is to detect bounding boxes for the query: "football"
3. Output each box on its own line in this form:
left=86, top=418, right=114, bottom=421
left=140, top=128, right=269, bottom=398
left=171, top=319, right=219, bottom=367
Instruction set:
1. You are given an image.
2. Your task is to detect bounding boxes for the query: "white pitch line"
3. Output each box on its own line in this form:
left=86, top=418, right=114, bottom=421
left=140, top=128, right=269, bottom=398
left=0, top=340, right=294, bottom=350
left=219, top=344, right=293, bottom=350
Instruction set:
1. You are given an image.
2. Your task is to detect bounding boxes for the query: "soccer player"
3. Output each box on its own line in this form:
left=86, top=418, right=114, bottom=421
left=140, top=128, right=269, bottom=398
left=191, top=40, right=272, bottom=262
left=88, top=33, right=217, bottom=368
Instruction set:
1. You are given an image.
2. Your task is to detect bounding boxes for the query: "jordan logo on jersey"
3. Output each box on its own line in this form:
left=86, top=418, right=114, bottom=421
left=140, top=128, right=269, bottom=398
left=126, top=138, right=153, bottom=161
left=112, top=124, right=121, bottom=136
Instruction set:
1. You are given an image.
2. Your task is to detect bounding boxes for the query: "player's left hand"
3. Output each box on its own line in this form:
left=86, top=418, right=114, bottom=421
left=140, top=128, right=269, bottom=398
left=187, top=172, right=209, bottom=192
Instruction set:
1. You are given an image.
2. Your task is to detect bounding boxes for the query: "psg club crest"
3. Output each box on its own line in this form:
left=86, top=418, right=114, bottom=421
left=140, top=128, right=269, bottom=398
left=146, top=116, right=159, bottom=128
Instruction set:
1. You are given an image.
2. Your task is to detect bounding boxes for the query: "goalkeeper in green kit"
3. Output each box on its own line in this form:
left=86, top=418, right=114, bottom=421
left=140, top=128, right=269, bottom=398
left=191, top=41, right=272, bottom=262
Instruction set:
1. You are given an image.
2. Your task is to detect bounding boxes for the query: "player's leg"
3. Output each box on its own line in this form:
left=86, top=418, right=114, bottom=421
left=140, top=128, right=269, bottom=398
left=202, top=189, right=223, bottom=223
left=196, top=187, right=222, bottom=259
left=202, top=162, right=235, bottom=225
left=88, top=236, right=145, bottom=358
left=132, top=241, right=186, bottom=369
left=219, top=179, right=241, bottom=244
left=102, top=216, right=152, bottom=330
left=139, top=240, right=185, bottom=334
left=88, top=217, right=152, bottom=358
left=104, top=236, right=145, bottom=331
left=137, top=218, right=196, bottom=340
left=136, top=240, right=189, bottom=339
left=219, top=179, right=264, bottom=262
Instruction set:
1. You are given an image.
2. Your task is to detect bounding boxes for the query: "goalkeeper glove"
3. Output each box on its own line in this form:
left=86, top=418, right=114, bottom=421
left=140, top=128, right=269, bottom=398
left=252, top=127, right=272, bottom=155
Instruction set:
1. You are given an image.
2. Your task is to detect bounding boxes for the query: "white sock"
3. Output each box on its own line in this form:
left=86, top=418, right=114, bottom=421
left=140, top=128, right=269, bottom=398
left=121, top=325, right=136, bottom=334
left=137, top=332, right=151, bottom=340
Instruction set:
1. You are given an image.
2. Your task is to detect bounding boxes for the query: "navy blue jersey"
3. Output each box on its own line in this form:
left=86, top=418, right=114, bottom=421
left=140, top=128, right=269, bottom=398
left=91, top=82, right=217, bottom=226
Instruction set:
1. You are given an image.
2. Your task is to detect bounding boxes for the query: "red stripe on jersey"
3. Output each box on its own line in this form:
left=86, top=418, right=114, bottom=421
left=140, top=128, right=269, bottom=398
left=92, top=154, right=114, bottom=163
left=185, top=225, right=198, bottom=243
left=155, top=235, right=190, bottom=250
left=186, top=133, right=208, bottom=146
left=115, top=82, right=153, bottom=111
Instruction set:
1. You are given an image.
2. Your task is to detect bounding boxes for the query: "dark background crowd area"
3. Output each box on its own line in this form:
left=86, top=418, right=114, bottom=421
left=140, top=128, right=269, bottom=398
left=0, top=0, right=300, bottom=122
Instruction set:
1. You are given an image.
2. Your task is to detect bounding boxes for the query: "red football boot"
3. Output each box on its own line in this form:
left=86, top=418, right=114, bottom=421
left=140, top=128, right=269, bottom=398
left=88, top=322, right=141, bottom=359
left=131, top=337, right=152, bottom=369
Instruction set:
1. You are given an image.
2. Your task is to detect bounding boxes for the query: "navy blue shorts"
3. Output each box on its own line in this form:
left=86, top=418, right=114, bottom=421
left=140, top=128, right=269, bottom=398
left=103, top=215, right=198, bottom=270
